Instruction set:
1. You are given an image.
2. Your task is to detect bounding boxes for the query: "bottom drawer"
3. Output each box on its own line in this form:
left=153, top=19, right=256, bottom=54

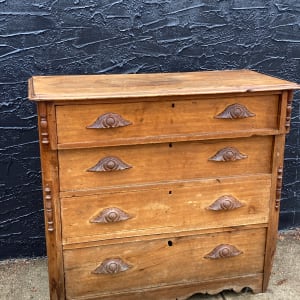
left=64, top=228, right=266, bottom=299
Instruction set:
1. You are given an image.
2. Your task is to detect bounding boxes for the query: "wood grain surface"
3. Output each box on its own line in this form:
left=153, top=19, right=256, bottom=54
left=65, top=274, right=263, bottom=300
left=28, top=70, right=299, bottom=101
left=58, top=136, right=273, bottom=191
left=37, top=102, right=65, bottom=300
left=56, top=94, right=279, bottom=148
left=61, top=175, right=270, bottom=244
left=64, top=228, right=266, bottom=299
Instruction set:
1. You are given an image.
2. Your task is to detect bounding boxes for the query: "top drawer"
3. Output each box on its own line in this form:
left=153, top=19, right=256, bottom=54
left=56, top=94, right=279, bottom=148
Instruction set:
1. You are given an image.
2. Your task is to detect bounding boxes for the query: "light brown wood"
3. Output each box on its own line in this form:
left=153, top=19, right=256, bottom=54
left=28, top=71, right=298, bottom=300
left=37, top=102, right=65, bottom=300
left=57, top=128, right=280, bottom=150
left=28, top=70, right=299, bottom=101
left=56, top=94, right=279, bottom=148
left=63, top=223, right=267, bottom=251
left=58, top=136, right=273, bottom=191
left=61, top=176, right=270, bottom=244
left=262, top=100, right=288, bottom=290
left=67, top=274, right=263, bottom=300
left=58, top=173, right=271, bottom=198
left=64, top=228, right=266, bottom=299
left=262, top=91, right=291, bottom=291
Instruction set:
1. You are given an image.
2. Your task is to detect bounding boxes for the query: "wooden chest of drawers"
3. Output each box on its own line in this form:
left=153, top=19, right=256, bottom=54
left=28, top=70, right=298, bottom=300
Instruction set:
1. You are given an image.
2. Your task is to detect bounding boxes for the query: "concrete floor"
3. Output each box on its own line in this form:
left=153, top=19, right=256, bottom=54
left=0, top=230, right=299, bottom=300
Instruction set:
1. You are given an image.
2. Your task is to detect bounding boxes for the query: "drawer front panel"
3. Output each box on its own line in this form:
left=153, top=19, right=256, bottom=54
left=64, top=228, right=266, bottom=299
left=61, top=176, right=271, bottom=244
left=58, top=136, right=273, bottom=191
left=56, top=94, right=279, bottom=147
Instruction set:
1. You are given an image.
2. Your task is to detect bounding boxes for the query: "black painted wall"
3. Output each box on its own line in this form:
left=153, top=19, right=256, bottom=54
left=0, top=0, right=300, bottom=259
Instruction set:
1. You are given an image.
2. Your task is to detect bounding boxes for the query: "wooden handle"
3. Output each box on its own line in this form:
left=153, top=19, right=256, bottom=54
left=87, top=156, right=132, bottom=172
left=208, top=147, right=247, bottom=162
left=207, top=195, right=244, bottom=211
left=215, top=103, right=255, bottom=119
left=204, top=244, right=242, bottom=259
left=90, top=207, right=131, bottom=223
left=87, top=112, right=132, bottom=129
left=92, top=258, right=131, bottom=275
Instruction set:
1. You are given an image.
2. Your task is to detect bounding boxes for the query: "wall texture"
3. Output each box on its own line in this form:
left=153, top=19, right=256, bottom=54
left=0, top=0, right=299, bottom=259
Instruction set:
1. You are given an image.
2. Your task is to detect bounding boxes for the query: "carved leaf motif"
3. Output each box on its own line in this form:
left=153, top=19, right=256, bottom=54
left=215, top=103, right=255, bottom=119
left=207, top=195, right=244, bottom=211
left=204, top=244, right=243, bottom=259
left=92, top=258, right=131, bottom=275
left=87, top=112, right=132, bottom=129
left=208, top=147, right=247, bottom=162
left=87, top=156, right=132, bottom=172
left=90, top=207, right=132, bottom=224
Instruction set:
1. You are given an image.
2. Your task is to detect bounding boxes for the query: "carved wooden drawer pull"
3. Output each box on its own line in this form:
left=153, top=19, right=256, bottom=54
left=209, top=147, right=247, bottom=162
left=87, top=156, right=132, bottom=172
left=207, top=195, right=244, bottom=211
left=92, top=258, right=132, bottom=275
left=90, top=207, right=132, bottom=224
left=204, top=244, right=243, bottom=259
left=87, top=112, right=132, bottom=129
left=215, top=103, right=255, bottom=119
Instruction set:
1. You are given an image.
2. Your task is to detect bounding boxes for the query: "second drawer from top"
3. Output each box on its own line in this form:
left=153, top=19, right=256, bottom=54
left=58, top=136, right=273, bottom=192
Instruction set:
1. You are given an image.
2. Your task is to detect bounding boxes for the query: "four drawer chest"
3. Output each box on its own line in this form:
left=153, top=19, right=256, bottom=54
left=28, top=70, right=299, bottom=300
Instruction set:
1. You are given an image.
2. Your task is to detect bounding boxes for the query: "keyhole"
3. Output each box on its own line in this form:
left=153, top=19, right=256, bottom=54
left=168, top=240, right=173, bottom=247
left=169, top=143, right=173, bottom=148
left=169, top=190, right=172, bottom=195
left=172, top=103, right=175, bottom=108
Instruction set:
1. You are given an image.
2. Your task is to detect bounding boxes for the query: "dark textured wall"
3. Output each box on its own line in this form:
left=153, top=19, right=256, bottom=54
left=0, top=0, right=299, bottom=259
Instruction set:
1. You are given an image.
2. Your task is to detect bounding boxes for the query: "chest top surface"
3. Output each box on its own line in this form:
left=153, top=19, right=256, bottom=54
left=28, top=69, right=299, bottom=101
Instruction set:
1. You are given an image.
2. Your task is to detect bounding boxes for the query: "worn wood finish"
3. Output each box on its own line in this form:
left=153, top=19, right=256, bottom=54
left=58, top=136, right=273, bottom=191
left=64, top=228, right=266, bottom=299
left=66, top=274, right=263, bottom=300
left=28, top=71, right=298, bottom=300
left=63, top=224, right=267, bottom=251
left=262, top=135, right=286, bottom=291
left=56, top=94, right=279, bottom=148
left=61, top=176, right=270, bottom=244
left=28, top=70, right=299, bottom=101
left=262, top=92, right=289, bottom=291
left=57, top=128, right=280, bottom=150
left=37, top=102, right=65, bottom=300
